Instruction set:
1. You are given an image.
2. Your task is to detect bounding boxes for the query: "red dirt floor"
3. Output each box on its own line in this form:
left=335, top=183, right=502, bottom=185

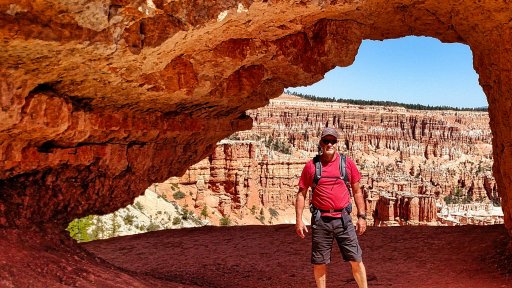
left=1, top=224, right=512, bottom=287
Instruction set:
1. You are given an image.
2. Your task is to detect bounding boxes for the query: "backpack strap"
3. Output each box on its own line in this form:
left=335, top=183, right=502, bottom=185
left=310, top=155, right=322, bottom=213
left=339, top=153, right=352, bottom=197
left=312, top=155, right=322, bottom=193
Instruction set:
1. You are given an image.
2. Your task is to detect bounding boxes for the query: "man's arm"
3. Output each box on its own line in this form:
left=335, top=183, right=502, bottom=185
left=295, top=187, right=309, bottom=239
left=352, top=181, right=367, bottom=235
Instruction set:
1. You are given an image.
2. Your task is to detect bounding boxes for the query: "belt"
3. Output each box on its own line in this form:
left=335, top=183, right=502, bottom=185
left=310, top=204, right=349, bottom=215
left=318, top=208, right=345, bottom=213
left=312, top=205, right=346, bottom=213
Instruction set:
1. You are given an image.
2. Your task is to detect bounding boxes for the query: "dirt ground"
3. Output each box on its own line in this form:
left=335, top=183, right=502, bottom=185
left=85, top=224, right=512, bottom=288
left=1, top=224, right=512, bottom=287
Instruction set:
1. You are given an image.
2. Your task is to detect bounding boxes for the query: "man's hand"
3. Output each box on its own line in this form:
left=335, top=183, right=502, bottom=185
left=356, top=218, right=366, bottom=235
left=295, top=220, right=308, bottom=239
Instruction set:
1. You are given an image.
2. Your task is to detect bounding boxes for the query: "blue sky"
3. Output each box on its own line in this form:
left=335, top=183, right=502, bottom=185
left=286, top=36, right=488, bottom=108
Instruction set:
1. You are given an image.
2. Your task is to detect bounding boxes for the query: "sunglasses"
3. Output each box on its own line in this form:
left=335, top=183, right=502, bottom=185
left=321, top=139, right=338, bottom=145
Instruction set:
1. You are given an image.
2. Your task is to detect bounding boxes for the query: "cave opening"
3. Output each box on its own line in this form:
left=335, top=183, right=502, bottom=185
left=284, top=36, right=498, bottom=227
left=67, top=36, right=501, bottom=242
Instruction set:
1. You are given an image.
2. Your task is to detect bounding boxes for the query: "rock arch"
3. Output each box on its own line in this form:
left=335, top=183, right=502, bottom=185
left=0, top=1, right=511, bottom=238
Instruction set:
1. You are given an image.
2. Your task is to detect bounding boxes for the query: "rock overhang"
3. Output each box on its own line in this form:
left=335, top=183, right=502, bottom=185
left=0, top=0, right=511, bottom=236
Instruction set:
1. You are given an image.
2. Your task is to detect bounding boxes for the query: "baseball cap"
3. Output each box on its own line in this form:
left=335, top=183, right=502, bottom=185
left=320, top=127, right=339, bottom=139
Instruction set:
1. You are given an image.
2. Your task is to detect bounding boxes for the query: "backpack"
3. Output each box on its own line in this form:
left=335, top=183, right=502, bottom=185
left=311, top=153, right=352, bottom=197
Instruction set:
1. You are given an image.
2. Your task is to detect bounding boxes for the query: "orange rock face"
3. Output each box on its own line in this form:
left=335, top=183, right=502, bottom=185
left=0, top=1, right=511, bottom=239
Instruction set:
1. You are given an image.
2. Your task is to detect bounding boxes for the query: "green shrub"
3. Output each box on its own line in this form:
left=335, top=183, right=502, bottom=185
left=180, top=208, right=191, bottom=220
left=264, top=137, right=291, bottom=154
left=146, top=222, right=160, bottom=232
left=219, top=216, right=231, bottom=226
left=66, top=215, right=95, bottom=242
left=444, top=194, right=454, bottom=204
left=108, top=212, right=120, bottom=238
left=172, top=216, right=182, bottom=226
left=134, top=201, right=144, bottom=211
left=444, top=188, right=472, bottom=205
left=173, top=191, right=186, bottom=200
left=91, top=218, right=105, bottom=240
left=123, top=213, right=135, bottom=226
left=227, top=133, right=241, bottom=140
left=268, top=208, right=279, bottom=218
left=201, top=206, right=209, bottom=219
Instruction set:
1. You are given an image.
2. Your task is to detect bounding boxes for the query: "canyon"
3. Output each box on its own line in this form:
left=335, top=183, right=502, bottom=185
left=147, top=94, right=500, bottom=229
left=1, top=0, right=512, bottom=286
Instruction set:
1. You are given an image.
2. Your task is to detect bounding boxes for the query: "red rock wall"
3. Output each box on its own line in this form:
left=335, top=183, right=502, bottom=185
left=160, top=141, right=305, bottom=224
left=0, top=1, right=511, bottom=238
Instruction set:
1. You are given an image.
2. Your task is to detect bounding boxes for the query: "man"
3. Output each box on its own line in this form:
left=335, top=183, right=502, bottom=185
left=295, top=127, right=368, bottom=288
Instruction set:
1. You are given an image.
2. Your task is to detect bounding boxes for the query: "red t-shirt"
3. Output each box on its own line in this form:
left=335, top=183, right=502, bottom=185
left=298, top=153, right=361, bottom=217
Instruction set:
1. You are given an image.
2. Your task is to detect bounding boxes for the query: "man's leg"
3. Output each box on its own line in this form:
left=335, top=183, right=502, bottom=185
left=334, top=214, right=367, bottom=287
left=313, top=264, right=327, bottom=288
left=311, top=216, right=333, bottom=288
left=350, top=261, right=368, bottom=288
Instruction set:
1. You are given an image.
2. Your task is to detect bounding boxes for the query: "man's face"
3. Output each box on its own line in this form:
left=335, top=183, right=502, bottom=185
left=320, top=136, right=337, bottom=156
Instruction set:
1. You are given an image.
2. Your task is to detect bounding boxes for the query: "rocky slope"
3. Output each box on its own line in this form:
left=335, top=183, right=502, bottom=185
left=67, top=189, right=206, bottom=242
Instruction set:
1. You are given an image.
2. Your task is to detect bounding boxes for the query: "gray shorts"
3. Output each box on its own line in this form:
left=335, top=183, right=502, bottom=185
left=311, top=212, right=363, bottom=264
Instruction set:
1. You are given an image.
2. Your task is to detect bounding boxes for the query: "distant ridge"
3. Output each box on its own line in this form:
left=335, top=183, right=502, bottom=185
left=284, top=90, right=488, bottom=112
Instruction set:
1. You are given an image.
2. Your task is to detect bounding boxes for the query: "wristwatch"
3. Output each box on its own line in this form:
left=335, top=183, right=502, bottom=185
left=357, top=213, right=367, bottom=220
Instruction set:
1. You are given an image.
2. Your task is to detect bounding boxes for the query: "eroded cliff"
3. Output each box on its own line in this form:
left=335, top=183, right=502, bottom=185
left=158, top=94, right=497, bottom=227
